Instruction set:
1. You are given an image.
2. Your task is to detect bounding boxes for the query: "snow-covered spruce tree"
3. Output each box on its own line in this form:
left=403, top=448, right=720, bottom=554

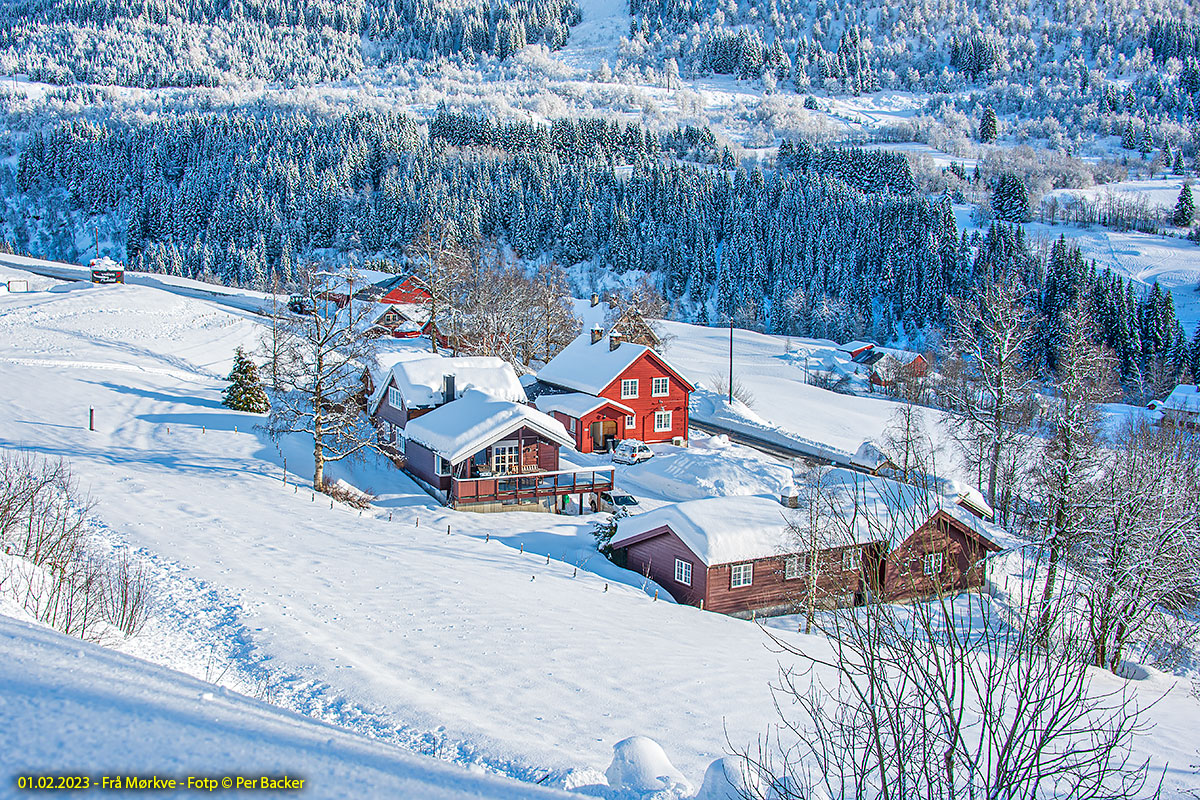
left=263, top=267, right=380, bottom=491
left=991, top=172, right=1029, bottom=223
left=1173, top=182, right=1195, bottom=227
left=979, top=105, right=999, bottom=143
left=222, top=347, right=270, bottom=413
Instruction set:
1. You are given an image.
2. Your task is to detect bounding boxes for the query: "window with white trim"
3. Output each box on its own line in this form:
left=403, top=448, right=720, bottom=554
left=621, top=379, right=639, bottom=399
left=674, top=558, right=693, bottom=586
left=568, top=417, right=576, bottom=434
left=387, top=386, right=403, bottom=409
left=843, top=547, right=862, bottom=572
left=784, top=555, right=806, bottom=580
left=435, top=456, right=451, bottom=477
left=492, top=444, right=519, bottom=475
left=923, top=552, right=945, bottom=576
left=731, top=562, right=753, bottom=588
left=654, top=410, right=673, bottom=432
left=652, top=377, right=669, bottom=397
left=625, top=414, right=636, bottom=429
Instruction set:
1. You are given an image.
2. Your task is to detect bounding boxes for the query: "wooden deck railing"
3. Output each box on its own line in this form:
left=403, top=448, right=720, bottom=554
left=451, top=467, right=615, bottom=506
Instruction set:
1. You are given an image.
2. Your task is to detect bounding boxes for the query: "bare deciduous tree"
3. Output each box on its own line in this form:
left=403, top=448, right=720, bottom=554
left=263, top=267, right=380, bottom=490
left=405, top=219, right=474, bottom=354
left=1069, top=418, right=1200, bottom=672
left=736, top=565, right=1158, bottom=800
left=942, top=282, right=1039, bottom=522
left=1028, top=306, right=1116, bottom=637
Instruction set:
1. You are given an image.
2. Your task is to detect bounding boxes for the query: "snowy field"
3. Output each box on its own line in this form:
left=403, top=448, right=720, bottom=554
left=0, top=609, right=567, bottom=799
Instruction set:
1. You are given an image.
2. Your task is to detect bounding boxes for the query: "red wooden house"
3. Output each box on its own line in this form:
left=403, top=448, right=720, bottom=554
left=535, top=327, right=693, bottom=453
left=354, top=274, right=433, bottom=306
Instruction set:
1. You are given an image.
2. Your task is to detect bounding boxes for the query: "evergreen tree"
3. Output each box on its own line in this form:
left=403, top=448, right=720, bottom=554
left=992, top=173, right=1029, bottom=223
left=1173, top=183, right=1195, bottom=227
left=222, top=347, right=271, bottom=412
left=979, top=106, right=999, bottom=143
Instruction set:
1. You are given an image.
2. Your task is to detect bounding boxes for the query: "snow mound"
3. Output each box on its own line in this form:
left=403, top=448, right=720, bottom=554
left=605, top=736, right=691, bottom=797
left=618, top=438, right=793, bottom=503
left=694, top=757, right=762, bottom=800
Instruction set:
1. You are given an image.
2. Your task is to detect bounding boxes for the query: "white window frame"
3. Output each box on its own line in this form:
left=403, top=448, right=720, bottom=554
left=652, top=377, right=669, bottom=397
left=492, top=444, right=520, bottom=475
left=843, top=547, right=862, bottom=572
left=674, top=558, right=692, bottom=587
left=568, top=417, right=577, bottom=434
left=435, top=456, right=451, bottom=477
left=621, top=379, right=639, bottom=399
left=625, top=414, right=636, bottom=429
left=784, top=555, right=805, bottom=580
left=387, top=385, right=403, bottom=410
left=731, top=562, right=753, bottom=588
left=923, top=552, right=945, bottom=576
left=654, top=410, right=673, bottom=432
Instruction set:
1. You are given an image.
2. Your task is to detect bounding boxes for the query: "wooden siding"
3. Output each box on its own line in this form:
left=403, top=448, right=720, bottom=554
left=622, top=528, right=707, bottom=607
left=616, top=527, right=886, bottom=617
left=704, top=541, right=886, bottom=617
left=883, top=510, right=998, bottom=602
left=597, top=352, right=691, bottom=445
left=404, top=440, right=449, bottom=492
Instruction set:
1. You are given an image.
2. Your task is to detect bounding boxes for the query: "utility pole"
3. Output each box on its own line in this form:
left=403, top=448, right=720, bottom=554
left=728, top=319, right=734, bottom=404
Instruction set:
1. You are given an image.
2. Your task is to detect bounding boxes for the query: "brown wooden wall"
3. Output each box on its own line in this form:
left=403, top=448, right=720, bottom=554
left=404, top=440, right=449, bottom=491
left=884, top=511, right=992, bottom=603
left=622, top=528, right=707, bottom=607
left=704, top=541, right=885, bottom=616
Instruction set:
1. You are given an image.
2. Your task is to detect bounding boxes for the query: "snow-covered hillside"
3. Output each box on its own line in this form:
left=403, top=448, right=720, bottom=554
left=0, top=611, right=568, bottom=799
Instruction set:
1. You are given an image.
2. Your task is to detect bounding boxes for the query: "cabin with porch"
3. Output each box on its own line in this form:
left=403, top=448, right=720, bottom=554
left=1150, top=384, right=1200, bottom=432
left=535, top=327, right=693, bottom=453
left=401, top=390, right=614, bottom=513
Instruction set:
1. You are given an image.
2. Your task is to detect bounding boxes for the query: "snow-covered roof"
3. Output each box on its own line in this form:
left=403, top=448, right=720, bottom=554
left=403, top=390, right=574, bottom=464
left=366, top=350, right=442, bottom=411
left=873, top=347, right=925, bottom=366
left=838, top=340, right=875, bottom=353
left=316, top=268, right=394, bottom=297
left=534, top=392, right=634, bottom=419
left=1158, top=384, right=1200, bottom=415
left=850, top=442, right=893, bottom=472
left=611, top=495, right=803, bottom=566
left=611, top=470, right=1007, bottom=565
left=373, top=353, right=526, bottom=412
left=537, top=332, right=692, bottom=396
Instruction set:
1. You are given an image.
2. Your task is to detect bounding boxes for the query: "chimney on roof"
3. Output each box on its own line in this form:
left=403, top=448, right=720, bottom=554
left=609, top=333, right=622, bottom=352
left=780, top=486, right=799, bottom=508
left=442, top=374, right=456, bottom=404
left=590, top=292, right=600, bottom=307
left=590, top=325, right=604, bottom=345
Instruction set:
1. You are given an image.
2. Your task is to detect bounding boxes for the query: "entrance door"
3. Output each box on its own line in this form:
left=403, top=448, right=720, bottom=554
left=590, top=419, right=618, bottom=452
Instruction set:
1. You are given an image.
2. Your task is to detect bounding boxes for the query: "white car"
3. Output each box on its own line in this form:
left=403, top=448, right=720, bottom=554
left=612, top=439, right=654, bottom=465
left=595, top=490, right=641, bottom=515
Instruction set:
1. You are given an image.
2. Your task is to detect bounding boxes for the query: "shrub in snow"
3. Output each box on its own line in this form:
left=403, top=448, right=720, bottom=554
left=222, top=347, right=270, bottom=413
left=694, top=756, right=762, bottom=800
left=605, top=736, right=691, bottom=797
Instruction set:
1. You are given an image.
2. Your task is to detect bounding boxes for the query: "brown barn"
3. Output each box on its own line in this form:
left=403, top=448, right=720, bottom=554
left=609, top=472, right=1005, bottom=618
left=883, top=508, right=1003, bottom=601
